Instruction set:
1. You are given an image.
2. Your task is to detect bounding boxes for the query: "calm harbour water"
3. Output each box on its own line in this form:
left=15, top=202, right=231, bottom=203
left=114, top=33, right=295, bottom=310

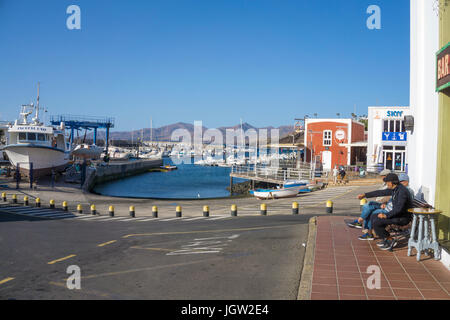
left=93, top=159, right=247, bottom=199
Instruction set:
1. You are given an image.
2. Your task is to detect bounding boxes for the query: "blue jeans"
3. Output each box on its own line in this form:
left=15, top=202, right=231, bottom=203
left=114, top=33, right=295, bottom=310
left=361, top=201, right=382, bottom=230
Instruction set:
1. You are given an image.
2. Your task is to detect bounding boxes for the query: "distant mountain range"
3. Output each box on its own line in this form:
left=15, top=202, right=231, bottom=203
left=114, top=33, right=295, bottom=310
left=88, top=122, right=295, bottom=142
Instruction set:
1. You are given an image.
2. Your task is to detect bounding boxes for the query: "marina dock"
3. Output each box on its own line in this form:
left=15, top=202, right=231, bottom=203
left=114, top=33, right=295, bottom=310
left=83, top=158, right=163, bottom=191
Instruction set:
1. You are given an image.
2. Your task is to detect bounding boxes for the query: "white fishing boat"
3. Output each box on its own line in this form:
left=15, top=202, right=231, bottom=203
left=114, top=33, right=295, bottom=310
left=2, top=85, right=71, bottom=177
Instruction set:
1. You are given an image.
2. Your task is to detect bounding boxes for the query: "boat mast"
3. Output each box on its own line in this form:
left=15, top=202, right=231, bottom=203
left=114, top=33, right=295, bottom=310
left=35, top=82, right=40, bottom=123
left=150, top=118, right=153, bottom=144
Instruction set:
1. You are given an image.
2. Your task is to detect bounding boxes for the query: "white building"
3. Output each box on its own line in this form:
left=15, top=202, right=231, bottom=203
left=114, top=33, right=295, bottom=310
left=367, top=106, right=411, bottom=173
left=408, top=1, right=449, bottom=269
left=408, top=0, right=439, bottom=206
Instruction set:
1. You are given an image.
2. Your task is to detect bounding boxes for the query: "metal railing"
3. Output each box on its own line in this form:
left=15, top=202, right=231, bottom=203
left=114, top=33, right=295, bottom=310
left=231, top=164, right=314, bottom=181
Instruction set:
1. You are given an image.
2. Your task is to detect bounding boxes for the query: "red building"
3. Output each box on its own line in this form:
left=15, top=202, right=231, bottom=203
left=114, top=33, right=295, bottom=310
left=303, top=118, right=366, bottom=171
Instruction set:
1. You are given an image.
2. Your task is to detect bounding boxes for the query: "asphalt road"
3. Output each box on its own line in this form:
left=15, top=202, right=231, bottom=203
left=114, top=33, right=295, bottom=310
left=0, top=212, right=311, bottom=300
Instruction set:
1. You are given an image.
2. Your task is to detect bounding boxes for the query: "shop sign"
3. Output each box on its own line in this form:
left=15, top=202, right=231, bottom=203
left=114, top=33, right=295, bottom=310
left=382, top=132, right=407, bottom=142
left=437, top=42, right=450, bottom=92
left=335, top=130, right=346, bottom=140
left=386, top=111, right=404, bottom=117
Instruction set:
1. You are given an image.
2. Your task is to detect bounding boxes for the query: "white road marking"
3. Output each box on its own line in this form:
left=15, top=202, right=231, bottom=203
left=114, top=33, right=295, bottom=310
left=98, top=217, right=129, bottom=222
left=159, top=217, right=184, bottom=222
left=182, top=217, right=208, bottom=221
left=207, top=216, right=230, bottom=221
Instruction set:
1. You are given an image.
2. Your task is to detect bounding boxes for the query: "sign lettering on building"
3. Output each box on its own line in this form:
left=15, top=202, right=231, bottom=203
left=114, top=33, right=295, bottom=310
left=386, top=111, right=404, bottom=117
left=437, top=42, right=450, bottom=92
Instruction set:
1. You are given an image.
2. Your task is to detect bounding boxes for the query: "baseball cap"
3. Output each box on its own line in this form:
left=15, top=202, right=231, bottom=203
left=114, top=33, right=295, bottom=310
left=398, top=173, right=409, bottom=182
left=379, top=169, right=391, bottom=176
left=383, top=173, right=399, bottom=184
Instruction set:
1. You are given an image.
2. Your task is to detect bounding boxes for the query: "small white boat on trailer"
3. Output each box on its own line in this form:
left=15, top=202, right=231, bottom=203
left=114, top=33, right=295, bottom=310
left=250, top=179, right=309, bottom=200
left=250, top=187, right=299, bottom=200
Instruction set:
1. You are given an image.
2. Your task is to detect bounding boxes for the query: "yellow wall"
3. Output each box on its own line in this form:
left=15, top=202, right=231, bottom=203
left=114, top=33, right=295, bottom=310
left=436, top=0, right=450, bottom=245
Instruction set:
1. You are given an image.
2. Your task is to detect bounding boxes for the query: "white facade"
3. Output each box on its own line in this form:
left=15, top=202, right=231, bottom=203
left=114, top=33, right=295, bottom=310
left=367, top=106, right=411, bottom=173
left=409, top=0, right=447, bottom=269
left=408, top=0, right=439, bottom=205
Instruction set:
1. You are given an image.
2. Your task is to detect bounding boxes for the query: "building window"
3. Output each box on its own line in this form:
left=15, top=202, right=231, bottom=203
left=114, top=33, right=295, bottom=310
left=383, top=119, right=406, bottom=133
left=323, top=130, right=332, bottom=146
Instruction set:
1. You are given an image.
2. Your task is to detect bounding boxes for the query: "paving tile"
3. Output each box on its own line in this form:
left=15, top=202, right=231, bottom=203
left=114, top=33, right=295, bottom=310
left=367, top=295, right=396, bottom=300
left=335, top=261, right=358, bottom=267
left=440, top=282, right=450, bottom=292
left=314, top=252, right=335, bottom=259
left=337, top=271, right=361, bottom=279
left=365, top=288, right=395, bottom=297
left=339, top=285, right=366, bottom=296
left=314, top=259, right=336, bottom=265
left=392, top=288, right=423, bottom=299
left=419, top=289, right=450, bottom=299
left=310, top=292, right=339, bottom=300
left=311, top=284, right=338, bottom=294
left=313, top=269, right=337, bottom=278
left=314, top=264, right=336, bottom=272
left=413, top=280, right=445, bottom=290
left=384, top=273, right=411, bottom=282
left=312, top=276, right=337, bottom=285
left=388, top=280, right=417, bottom=289
left=427, top=270, right=450, bottom=281
left=340, top=294, right=367, bottom=300
left=408, top=274, right=436, bottom=282
left=337, top=278, right=365, bottom=287
left=400, top=266, right=429, bottom=274
left=380, top=267, right=407, bottom=274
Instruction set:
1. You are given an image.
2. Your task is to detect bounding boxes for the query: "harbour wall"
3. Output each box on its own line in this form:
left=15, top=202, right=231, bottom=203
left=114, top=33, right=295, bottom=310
left=83, top=159, right=163, bottom=192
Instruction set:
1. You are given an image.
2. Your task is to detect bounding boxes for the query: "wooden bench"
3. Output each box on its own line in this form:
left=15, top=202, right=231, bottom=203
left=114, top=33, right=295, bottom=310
left=386, top=198, right=433, bottom=241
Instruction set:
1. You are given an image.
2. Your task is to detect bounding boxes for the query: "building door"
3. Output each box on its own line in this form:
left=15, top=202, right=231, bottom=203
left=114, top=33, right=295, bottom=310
left=322, top=151, right=332, bottom=171
left=383, top=150, right=405, bottom=172
left=384, top=152, right=393, bottom=171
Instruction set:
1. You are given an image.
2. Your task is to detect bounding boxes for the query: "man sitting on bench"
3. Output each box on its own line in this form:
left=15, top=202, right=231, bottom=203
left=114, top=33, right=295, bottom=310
left=347, top=169, right=391, bottom=233
left=357, top=173, right=413, bottom=250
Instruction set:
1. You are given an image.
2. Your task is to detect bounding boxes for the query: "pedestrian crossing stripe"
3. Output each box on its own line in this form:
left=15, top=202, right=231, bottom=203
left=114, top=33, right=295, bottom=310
left=98, top=217, right=130, bottom=222
left=182, top=217, right=207, bottom=221
left=47, top=214, right=75, bottom=219
left=159, top=217, right=183, bottom=222
left=118, top=217, right=149, bottom=222
left=74, top=215, right=99, bottom=219
left=207, top=216, right=230, bottom=221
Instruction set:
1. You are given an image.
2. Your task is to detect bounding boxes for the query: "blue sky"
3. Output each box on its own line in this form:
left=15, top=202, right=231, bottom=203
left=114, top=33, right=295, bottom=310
left=0, top=0, right=410, bottom=131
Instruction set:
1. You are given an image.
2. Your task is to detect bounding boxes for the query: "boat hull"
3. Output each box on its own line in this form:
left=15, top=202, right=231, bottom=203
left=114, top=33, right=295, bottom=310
left=251, top=187, right=300, bottom=200
left=3, top=144, right=70, bottom=177
left=71, top=145, right=103, bottom=159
